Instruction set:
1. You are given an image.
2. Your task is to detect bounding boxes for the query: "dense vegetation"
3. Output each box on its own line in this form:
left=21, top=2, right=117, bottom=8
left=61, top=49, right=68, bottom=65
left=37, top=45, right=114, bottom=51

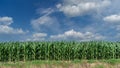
left=0, top=41, right=120, bottom=62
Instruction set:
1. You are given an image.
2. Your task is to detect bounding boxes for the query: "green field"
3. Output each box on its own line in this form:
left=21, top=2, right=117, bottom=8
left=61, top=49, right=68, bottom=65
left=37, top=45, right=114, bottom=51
left=0, top=41, right=120, bottom=68
left=0, top=41, right=120, bottom=61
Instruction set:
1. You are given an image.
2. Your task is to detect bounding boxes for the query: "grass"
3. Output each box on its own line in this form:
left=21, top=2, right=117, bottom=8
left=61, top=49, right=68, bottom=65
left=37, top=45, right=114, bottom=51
left=102, top=59, right=120, bottom=65
left=0, top=59, right=120, bottom=68
left=93, top=65, right=105, bottom=68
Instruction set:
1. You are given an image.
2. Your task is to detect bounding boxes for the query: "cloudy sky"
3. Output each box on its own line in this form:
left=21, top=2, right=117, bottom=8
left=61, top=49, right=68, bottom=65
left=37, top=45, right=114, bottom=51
left=0, top=0, right=120, bottom=41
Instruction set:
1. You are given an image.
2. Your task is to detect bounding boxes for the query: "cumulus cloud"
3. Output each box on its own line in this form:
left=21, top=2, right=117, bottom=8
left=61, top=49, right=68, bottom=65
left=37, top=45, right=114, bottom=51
left=31, top=16, right=54, bottom=27
left=31, top=15, right=60, bottom=32
left=36, top=8, right=55, bottom=16
left=0, top=25, right=26, bottom=34
left=0, top=16, right=13, bottom=25
left=32, top=7, right=59, bottom=31
left=0, top=16, right=27, bottom=34
left=27, top=33, right=47, bottom=41
left=103, top=14, right=120, bottom=23
left=50, top=29, right=105, bottom=41
left=33, top=33, right=47, bottom=38
left=31, top=15, right=56, bottom=29
left=57, top=0, right=111, bottom=17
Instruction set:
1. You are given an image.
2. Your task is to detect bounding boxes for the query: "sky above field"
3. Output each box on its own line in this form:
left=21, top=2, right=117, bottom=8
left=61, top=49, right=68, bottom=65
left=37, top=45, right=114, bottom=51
left=0, top=0, right=120, bottom=41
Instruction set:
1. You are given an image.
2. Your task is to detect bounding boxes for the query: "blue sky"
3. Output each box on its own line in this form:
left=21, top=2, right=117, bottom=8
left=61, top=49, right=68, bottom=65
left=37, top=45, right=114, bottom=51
left=0, top=0, right=120, bottom=41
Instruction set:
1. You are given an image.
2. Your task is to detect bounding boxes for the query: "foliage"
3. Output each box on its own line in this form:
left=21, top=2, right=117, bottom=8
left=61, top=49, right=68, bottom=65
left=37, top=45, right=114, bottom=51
left=0, top=41, right=120, bottom=62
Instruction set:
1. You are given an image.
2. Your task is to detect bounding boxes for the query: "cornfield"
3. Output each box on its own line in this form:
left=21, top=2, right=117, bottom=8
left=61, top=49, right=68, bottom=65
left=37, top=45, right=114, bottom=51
left=0, top=41, right=120, bottom=62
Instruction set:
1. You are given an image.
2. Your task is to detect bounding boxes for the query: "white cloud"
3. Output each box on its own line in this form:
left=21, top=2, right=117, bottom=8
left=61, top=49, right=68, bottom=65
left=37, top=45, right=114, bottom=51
left=31, top=16, right=53, bottom=26
left=31, top=15, right=55, bottom=29
left=103, top=14, right=120, bottom=23
left=37, top=8, right=54, bottom=15
left=27, top=33, right=47, bottom=41
left=0, top=16, right=27, bottom=34
left=0, top=25, right=26, bottom=34
left=33, top=33, right=47, bottom=38
left=56, top=4, right=62, bottom=8
left=31, top=15, right=60, bottom=32
left=57, top=0, right=111, bottom=17
left=50, top=29, right=105, bottom=41
left=32, top=8, right=57, bottom=30
left=0, top=16, right=13, bottom=25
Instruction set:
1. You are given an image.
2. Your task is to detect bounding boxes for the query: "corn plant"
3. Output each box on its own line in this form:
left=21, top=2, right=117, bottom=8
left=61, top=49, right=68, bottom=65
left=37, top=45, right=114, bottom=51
left=0, top=41, right=120, bottom=62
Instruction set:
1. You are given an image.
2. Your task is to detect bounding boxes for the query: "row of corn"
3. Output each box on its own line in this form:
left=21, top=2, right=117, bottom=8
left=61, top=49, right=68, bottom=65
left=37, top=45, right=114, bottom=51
left=0, top=41, right=120, bottom=62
